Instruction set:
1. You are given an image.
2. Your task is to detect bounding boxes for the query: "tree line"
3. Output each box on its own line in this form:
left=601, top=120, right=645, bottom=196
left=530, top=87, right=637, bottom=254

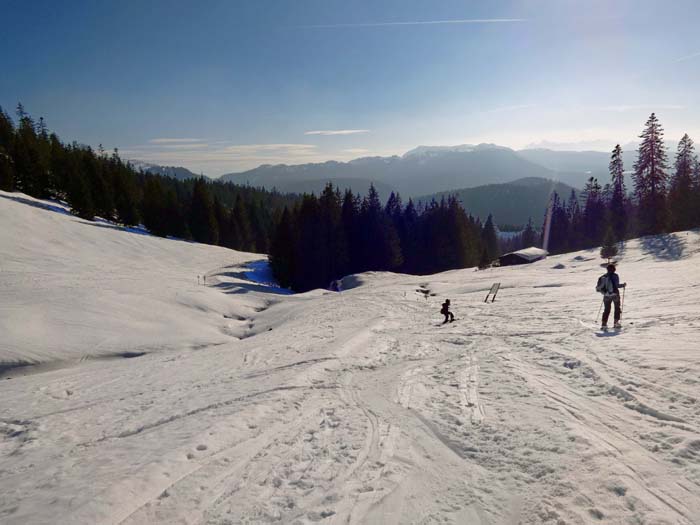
left=5, top=104, right=695, bottom=293
left=0, top=104, right=296, bottom=253
left=269, top=183, right=502, bottom=292
left=543, top=113, right=700, bottom=255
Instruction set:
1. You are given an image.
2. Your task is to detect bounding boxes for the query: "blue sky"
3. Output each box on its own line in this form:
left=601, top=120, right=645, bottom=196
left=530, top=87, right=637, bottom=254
left=2, top=0, right=700, bottom=175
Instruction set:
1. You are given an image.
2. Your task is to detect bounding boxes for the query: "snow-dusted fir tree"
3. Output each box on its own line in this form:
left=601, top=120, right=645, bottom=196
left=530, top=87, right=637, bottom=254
left=608, top=144, right=627, bottom=240
left=668, top=134, right=696, bottom=231
left=633, top=113, right=669, bottom=234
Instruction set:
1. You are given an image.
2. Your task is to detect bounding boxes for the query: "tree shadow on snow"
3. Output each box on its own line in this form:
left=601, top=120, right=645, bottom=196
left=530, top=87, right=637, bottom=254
left=639, top=234, right=687, bottom=261
left=213, top=280, right=292, bottom=296
left=0, top=193, right=71, bottom=216
left=75, top=218, right=207, bottom=246
left=78, top=220, right=152, bottom=237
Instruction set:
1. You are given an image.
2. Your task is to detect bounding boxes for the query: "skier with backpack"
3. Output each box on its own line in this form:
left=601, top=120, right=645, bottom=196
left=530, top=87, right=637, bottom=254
left=440, top=299, right=455, bottom=324
left=596, top=264, right=626, bottom=329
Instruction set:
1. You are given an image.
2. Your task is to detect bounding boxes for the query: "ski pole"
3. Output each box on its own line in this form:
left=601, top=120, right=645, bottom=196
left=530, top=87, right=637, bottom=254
left=620, top=285, right=626, bottom=318
left=595, top=298, right=604, bottom=324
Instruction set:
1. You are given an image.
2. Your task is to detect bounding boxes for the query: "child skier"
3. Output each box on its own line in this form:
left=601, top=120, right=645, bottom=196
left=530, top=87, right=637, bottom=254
left=441, top=299, right=455, bottom=324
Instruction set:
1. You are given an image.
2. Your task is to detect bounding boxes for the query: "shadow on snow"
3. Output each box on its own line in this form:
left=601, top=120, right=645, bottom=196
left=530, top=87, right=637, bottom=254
left=639, top=234, right=687, bottom=261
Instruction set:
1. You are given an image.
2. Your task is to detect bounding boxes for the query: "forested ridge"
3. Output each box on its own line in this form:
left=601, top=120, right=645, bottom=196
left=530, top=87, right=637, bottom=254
left=0, top=104, right=296, bottom=253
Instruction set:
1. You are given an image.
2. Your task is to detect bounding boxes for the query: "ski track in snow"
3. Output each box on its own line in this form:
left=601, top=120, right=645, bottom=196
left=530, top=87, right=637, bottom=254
left=2, top=191, right=700, bottom=524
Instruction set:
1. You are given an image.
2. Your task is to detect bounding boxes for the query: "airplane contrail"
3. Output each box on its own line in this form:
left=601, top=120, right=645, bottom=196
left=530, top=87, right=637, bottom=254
left=301, top=18, right=527, bottom=29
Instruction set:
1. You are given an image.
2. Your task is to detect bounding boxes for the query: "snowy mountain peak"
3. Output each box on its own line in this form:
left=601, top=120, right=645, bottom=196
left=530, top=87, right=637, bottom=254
left=402, top=143, right=511, bottom=158
left=126, top=160, right=205, bottom=181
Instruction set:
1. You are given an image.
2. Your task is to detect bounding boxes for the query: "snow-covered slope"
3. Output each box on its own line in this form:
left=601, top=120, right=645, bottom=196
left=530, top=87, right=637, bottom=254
left=0, top=191, right=260, bottom=365
left=2, top=191, right=700, bottom=524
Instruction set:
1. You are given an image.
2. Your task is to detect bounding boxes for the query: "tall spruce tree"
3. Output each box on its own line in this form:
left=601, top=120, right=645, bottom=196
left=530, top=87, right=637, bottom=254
left=521, top=217, right=537, bottom=247
left=608, top=144, right=627, bottom=241
left=189, top=178, right=218, bottom=245
left=543, top=192, right=570, bottom=254
left=212, top=197, right=229, bottom=246
left=341, top=190, right=362, bottom=269
left=66, top=158, right=96, bottom=221
left=0, top=107, right=14, bottom=191
left=582, top=177, right=605, bottom=245
left=295, top=194, right=324, bottom=290
left=633, top=113, right=669, bottom=234
left=268, top=207, right=296, bottom=288
left=565, top=189, right=583, bottom=250
left=81, top=147, right=114, bottom=220
left=142, top=177, right=168, bottom=236
left=359, top=185, right=402, bottom=272
left=319, top=183, right=349, bottom=285
left=13, top=104, right=40, bottom=196
left=480, top=214, right=499, bottom=263
left=232, top=194, right=253, bottom=251
left=447, top=196, right=475, bottom=269
left=111, top=152, right=139, bottom=226
left=668, top=134, right=696, bottom=231
left=400, top=198, right=419, bottom=272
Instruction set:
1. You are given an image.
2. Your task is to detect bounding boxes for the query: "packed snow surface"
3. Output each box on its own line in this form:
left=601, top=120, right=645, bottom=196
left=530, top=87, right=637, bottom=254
left=2, top=190, right=700, bottom=524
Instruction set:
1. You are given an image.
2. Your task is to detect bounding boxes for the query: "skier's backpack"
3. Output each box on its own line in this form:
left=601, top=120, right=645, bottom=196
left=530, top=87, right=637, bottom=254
left=596, top=274, right=610, bottom=294
left=440, top=303, right=448, bottom=315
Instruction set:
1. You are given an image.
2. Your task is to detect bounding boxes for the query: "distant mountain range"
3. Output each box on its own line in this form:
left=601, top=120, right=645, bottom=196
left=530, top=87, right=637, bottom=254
left=217, top=143, right=646, bottom=199
left=134, top=142, right=656, bottom=227
left=418, top=177, right=576, bottom=227
left=127, top=160, right=205, bottom=181
left=220, top=144, right=564, bottom=197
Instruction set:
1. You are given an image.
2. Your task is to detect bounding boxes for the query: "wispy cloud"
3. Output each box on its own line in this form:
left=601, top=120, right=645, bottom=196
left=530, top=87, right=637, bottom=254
left=157, top=143, right=209, bottom=150
left=596, top=104, right=684, bottom=112
left=305, top=129, right=370, bottom=136
left=149, top=138, right=204, bottom=144
left=674, top=50, right=700, bottom=63
left=301, top=18, right=526, bottom=29
left=223, top=143, right=318, bottom=154
left=123, top=142, right=320, bottom=168
left=481, top=104, right=536, bottom=114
